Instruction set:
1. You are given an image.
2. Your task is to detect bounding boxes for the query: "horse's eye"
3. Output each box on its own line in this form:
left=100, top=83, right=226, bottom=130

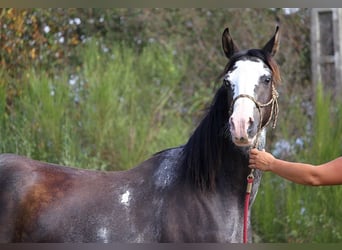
left=224, top=78, right=232, bottom=87
left=264, top=77, right=271, bottom=84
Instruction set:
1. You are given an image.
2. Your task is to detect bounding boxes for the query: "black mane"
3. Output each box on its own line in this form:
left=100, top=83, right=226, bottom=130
left=181, top=85, right=247, bottom=191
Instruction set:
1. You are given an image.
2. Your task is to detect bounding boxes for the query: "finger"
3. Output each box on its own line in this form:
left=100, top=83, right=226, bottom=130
left=249, top=158, right=255, bottom=163
left=250, top=148, right=259, bottom=154
left=249, top=154, right=256, bottom=160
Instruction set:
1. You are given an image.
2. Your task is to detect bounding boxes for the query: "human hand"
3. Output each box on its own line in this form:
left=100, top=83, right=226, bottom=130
left=248, top=148, right=275, bottom=171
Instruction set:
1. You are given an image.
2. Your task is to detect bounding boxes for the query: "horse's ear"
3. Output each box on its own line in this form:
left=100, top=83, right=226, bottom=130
left=222, top=28, right=239, bottom=59
left=262, top=26, right=280, bottom=57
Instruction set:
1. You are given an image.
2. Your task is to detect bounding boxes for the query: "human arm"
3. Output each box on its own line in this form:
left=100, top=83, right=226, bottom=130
left=248, top=148, right=342, bottom=186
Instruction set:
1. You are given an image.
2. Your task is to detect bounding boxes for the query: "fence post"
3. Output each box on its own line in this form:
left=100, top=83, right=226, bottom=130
left=311, top=8, right=342, bottom=96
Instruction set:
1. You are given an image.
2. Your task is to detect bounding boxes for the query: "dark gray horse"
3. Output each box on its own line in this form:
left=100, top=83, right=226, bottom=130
left=0, top=27, right=280, bottom=242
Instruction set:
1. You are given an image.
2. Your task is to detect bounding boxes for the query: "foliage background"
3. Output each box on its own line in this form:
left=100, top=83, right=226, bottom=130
left=1, top=8, right=341, bottom=242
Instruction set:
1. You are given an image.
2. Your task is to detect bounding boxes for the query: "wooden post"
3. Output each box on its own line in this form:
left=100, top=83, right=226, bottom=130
left=311, top=8, right=342, bottom=96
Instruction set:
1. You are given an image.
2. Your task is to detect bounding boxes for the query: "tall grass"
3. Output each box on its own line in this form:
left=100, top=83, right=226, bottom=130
left=0, top=42, right=190, bottom=170
left=253, top=83, right=342, bottom=242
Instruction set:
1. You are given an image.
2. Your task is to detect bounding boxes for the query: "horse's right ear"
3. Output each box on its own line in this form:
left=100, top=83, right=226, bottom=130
left=222, top=28, right=239, bottom=59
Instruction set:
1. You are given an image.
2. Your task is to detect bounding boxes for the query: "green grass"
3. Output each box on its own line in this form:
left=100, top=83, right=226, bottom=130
left=0, top=41, right=190, bottom=170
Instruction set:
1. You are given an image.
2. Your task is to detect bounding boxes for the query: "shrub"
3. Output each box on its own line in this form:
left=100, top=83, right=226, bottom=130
left=0, top=41, right=190, bottom=170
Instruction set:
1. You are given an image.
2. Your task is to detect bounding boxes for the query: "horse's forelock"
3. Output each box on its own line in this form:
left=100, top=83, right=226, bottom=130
left=222, top=49, right=281, bottom=86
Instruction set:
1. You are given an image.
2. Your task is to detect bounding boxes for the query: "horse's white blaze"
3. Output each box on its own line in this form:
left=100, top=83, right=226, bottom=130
left=226, top=59, right=271, bottom=146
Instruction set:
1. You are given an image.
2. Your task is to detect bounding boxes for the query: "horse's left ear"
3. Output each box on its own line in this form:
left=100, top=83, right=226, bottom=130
left=262, top=26, right=280, bottom=57
left=222, top=27, right=239, bottom=59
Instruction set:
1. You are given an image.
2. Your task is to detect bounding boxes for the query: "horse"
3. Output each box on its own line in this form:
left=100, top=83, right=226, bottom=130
left=0, top=26, right=281, bottom=243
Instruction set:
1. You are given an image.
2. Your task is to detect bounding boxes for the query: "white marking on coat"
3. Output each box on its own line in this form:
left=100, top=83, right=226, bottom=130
left=154, top=148, right=182, bottom=188
left=120, top=190, right=131, bottom=206
left=97, top=227, right=110, bottom=243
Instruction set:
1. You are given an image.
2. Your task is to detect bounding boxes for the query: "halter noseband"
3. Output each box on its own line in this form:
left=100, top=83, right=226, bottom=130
left=229, top=84, right=279, bottom=140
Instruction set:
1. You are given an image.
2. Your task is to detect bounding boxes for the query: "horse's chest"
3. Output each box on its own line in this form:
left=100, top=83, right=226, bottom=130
left=159, top=191, right=243, bottom=242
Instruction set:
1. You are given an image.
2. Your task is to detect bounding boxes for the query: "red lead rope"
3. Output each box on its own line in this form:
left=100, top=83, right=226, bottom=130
left=243, top=170, right=255, bottom=243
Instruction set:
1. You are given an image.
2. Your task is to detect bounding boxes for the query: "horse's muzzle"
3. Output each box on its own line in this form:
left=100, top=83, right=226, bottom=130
left=229, top=115, right=257, bottom=147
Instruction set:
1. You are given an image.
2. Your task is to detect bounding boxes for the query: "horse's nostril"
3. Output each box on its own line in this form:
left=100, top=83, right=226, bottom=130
left=229, top=117, right=235, bottom=129
left=248, top=117, right=254, bottom=126
left=235, top=137, right=248, bottom=143
left=247, top=117, right=255, bottom=136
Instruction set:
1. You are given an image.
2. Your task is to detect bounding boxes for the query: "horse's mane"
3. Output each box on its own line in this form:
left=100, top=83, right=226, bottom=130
left=181, top=49, right=280, bottom=191
left=181, top=85, right=234, bottom=191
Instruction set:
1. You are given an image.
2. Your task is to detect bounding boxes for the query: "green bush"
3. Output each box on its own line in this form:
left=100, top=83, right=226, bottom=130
left=0, top=41, right=189, bottom=170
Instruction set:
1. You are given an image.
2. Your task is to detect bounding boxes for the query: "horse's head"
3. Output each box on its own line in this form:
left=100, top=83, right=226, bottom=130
left=222, top=27, right=281, bottom=147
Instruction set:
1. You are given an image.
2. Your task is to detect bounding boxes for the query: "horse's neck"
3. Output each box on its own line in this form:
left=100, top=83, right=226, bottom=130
left=218, top=129, right=266, bottom=199
left=255, top=129, right=266, bottom=150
